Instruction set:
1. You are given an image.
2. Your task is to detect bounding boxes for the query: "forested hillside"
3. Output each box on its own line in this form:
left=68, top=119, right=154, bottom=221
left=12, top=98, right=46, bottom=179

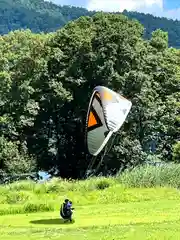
left=0, top=12, right=179, bottom=181
left=0, top=0, right=95, bottom=34
left=123, top=10, right=180, bottom=48
left=0, top=0, right=180, bottom=48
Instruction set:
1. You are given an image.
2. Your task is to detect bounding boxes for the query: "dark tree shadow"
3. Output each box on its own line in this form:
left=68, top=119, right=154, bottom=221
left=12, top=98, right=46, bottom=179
left=30, top=218, right=75, bottom=225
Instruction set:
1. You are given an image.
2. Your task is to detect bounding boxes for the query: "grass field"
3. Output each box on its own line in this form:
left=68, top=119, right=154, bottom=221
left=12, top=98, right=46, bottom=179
left=1, top=199, right=180, bottom=239
left=1, top=164, right=180, bottom=239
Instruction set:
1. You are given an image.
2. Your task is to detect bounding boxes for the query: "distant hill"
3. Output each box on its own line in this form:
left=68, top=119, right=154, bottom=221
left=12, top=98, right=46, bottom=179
left=0, top=0, right=180, bottom=48
left=0, top=0, right=95, bottom=33
left=122, top=10, right=180, bottom=49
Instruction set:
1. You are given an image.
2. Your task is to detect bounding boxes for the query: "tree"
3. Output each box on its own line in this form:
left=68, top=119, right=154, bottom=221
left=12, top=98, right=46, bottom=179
left=44, top=13, right=151, bottom=177
left=0, top=30, right=48, bottom=176
left=0, top=12, right=179, bottom=179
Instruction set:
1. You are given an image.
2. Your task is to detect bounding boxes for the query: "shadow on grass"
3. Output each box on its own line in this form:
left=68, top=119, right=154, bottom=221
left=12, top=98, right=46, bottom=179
left=30, top=218, right=75, bottom=225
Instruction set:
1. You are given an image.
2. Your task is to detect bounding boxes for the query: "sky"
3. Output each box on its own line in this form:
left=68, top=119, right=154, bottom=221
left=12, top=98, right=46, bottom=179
left=46, top=0, right=180, bottom=20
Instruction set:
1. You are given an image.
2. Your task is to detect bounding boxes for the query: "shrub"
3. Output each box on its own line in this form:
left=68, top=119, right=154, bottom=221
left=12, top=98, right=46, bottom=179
left=173, top=142, right=180, bottom=162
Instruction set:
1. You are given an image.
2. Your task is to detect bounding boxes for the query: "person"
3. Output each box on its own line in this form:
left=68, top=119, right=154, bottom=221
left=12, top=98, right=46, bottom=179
left=60, top=199, right=74, bottom=222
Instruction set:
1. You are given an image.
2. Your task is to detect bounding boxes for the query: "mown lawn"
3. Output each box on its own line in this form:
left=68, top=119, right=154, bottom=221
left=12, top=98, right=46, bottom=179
left=1, top=199, right=180, bottom=239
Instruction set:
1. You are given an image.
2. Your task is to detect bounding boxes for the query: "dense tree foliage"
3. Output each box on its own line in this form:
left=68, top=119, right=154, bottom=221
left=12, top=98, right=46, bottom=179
left=0, top=13, right=179, bottom=180
left=1, top=0, right=180, bottom=49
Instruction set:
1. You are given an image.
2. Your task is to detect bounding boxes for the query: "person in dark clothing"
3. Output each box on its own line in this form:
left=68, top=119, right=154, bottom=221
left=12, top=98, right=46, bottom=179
left=60, top=199, right=74, bottom=222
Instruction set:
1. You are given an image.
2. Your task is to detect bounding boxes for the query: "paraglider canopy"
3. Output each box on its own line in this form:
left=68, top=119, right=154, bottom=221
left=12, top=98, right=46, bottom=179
left=85, top=86, right=132, bottom=156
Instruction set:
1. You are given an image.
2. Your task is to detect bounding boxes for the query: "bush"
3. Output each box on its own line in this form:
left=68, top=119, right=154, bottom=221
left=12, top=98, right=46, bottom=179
left=173, top=142, right=180, bottom=162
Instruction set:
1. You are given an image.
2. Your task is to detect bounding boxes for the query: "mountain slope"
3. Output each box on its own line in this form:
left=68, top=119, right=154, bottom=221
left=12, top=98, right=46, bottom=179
left=123, top=10, right=180, bottom=48
left=0, top=0, right=94, bottom=34
left=0, top=0, right=180, bottom=48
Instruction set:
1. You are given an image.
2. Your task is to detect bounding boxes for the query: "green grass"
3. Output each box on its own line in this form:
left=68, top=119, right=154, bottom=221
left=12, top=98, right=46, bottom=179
left=118, top=163, right=180, bottom=188
left=1, top=164, right=180, bottom=239
left=1, top=183, right=180, bottom=215
left=1, top=200, right=180, bottom=239
left=0, top=163, right=180, bottom=215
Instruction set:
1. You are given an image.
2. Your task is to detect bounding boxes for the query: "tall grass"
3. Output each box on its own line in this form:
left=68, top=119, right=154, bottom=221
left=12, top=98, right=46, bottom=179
left=1, top=163, right=180, bottom=216
left=118, top=163, right=180, bottom=188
